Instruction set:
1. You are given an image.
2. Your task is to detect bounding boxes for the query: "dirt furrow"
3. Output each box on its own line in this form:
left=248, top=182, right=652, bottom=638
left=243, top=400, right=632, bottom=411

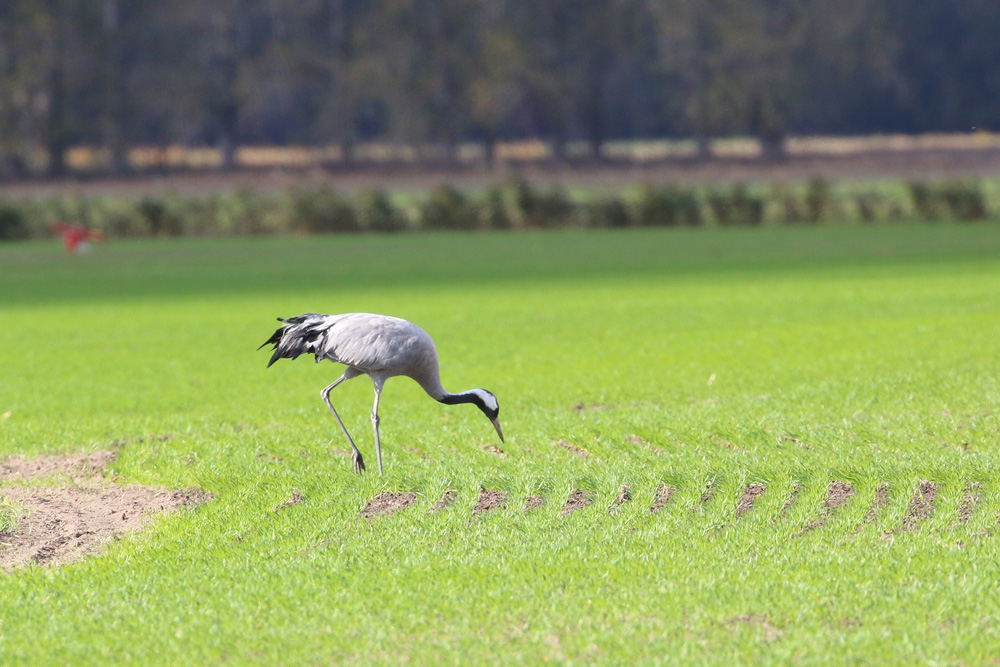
left=795, top=481, right=856, bottom=536
left=361, top=491, right=416, bottom=518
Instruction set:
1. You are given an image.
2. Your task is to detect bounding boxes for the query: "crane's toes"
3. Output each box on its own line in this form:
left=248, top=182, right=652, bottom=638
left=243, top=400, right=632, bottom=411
left=353, top=453, right=366, bottom=475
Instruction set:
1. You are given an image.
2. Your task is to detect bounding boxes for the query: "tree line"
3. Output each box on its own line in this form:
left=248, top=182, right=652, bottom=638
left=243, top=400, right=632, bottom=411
left=1, top=0, right=998, bottom=177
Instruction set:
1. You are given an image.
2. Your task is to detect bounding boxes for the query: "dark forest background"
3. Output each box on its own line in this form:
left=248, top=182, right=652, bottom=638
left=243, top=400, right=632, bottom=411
left=1, top=0, right=999, bottom=177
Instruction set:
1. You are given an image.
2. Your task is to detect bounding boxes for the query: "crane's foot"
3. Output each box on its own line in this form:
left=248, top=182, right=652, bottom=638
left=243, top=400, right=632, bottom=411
left=352, top=451, right=366, bottom=475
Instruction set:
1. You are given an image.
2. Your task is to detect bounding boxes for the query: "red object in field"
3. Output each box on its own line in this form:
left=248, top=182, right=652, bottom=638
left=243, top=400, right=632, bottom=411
left=64, top=225, right=89, bottom=253
left=49, top=221, right=104, bottom=254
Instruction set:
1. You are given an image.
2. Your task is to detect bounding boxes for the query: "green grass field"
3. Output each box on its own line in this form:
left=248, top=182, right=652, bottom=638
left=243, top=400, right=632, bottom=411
left=2, top=224, right=1000, bottom=664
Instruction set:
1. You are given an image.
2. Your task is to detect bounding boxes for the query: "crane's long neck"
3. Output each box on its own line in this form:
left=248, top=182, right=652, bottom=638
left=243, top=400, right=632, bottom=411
left=421, top=374, right=502, bottom=442
left=422, top=381, right=479, bottom=408
left=438, top=390, right=484, bottom=407
left=415, top=371, right=450, bottom=403
left=419, top=376, right=494, bottom=414
left=415, top=370, right=498, bottom=420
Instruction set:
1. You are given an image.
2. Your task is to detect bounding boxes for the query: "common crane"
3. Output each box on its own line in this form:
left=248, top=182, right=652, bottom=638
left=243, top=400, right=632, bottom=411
left=259, top=312, right=503, bottom=475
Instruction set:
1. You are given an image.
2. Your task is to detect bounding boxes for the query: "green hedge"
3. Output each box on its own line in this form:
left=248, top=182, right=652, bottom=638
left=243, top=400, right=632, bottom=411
left=3, top=175, right=999, bottom=241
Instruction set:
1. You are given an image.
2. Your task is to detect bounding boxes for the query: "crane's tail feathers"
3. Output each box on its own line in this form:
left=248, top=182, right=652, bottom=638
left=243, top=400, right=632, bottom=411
left=256, top=326, right=283, bottom=352
left=259, top=313, right=327, bottom=367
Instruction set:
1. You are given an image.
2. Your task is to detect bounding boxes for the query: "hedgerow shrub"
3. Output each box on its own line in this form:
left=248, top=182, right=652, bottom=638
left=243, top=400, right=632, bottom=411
left=4, top=174, right=1000, bottom=242
left=0, top=200, right=27, bottom=240
left=421, top=186, right=479, bottom=230
left=289, top=186, right=357, bottom=233
left=357, top=190, right=406, bottom=232
left=708, top=184, right=764, bottom=226
left=909, top=180, right=988, bottom=221
left=508, top=176, right=575, bottom=228
left=635, top=185, right=701, bottom=226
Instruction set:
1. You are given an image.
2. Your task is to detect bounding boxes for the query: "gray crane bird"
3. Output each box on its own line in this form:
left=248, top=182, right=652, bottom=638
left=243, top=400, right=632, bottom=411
left=259, top=312, right=503, bottom=475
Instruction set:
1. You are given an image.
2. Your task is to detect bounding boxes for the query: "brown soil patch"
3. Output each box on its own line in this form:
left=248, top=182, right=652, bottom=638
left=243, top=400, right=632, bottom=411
left=480, top=444, right=506, bottom=457
left=107, top=434, right=174, bottom=448
left=473, top=489, right=508, bottom=515
left=0, top=450, right=118, bottom=484
left=274, top=489, right=304, bottom=512
left=572, top=403, right=607, bottom=412
left=886, top=480, right=938, bottom=536
left=1, top=486, right=208, bottom=569
left=429, top=489, right=458, bottom=514
left=692, top=481, right=716, bottom=513
left=554, top=440, right=589, bottom=458
left=649, top=485, right=676, bottom=514
left=795, top=481, right=855, bottom=536
left=0, top=451, right=211, bottom=569
left=955, top=482, right=982, bottom=525
left=610, top=484, right=632, bottom=513
left=561, top=489, right=594, bottom=516
left=863, top=483, right=891, bottom=525
left=0, top=450, right=210, bottom=570
left=524, top=495, right=544, bottom=511
left=775, top=484, right=805, bottom=522
left=736, top=484, right=767, bottom=516
left=360, top=491, right=416, bottom=519
left=824, top=481, right=857, bottom=511
left=170, top=487, right=212, bottom=505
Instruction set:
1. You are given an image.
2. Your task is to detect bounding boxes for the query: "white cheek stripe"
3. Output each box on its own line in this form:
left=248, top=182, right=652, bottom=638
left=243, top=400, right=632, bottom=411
left=472, top=389, right=498, bottom=412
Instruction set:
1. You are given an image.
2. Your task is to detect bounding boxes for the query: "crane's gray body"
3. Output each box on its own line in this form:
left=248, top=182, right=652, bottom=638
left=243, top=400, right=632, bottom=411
left=261, top=312, right=502, bottom=475
left=268, top=312, right=447, bottom=398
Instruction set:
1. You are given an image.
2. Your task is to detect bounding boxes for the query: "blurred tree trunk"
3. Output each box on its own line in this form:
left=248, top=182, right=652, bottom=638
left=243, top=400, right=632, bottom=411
left=740, top=0, right=800, bottom=160
left=43, top=0, right=72, bottom=177
left=370, top=0, right=476, bottom=166
left=578, top=0, right=645, bottom=160
left=425, top=0, right=472, bottom=165
left=99, top=0, right=128, bottom=173
left=513, top=1, right=576, bottom=163
left=158, top=0, right=260, bottom=171
left=323, top=0, right=358, bottom=165
left=581, top=55, right=607, bottom=159
left=466, top=11, right=522, bottom=168
left=45, top=67, right=70, bottom=177
left=686, top=5, right=715, bottom=162
left=650, top=0, right=725, bottom=161
left=0, top=2, right=43, bottom=177
left=210, top=4, right=242, bottom=171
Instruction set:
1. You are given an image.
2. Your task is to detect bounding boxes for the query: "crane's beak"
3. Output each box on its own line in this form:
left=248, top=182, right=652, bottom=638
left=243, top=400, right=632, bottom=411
left=491, top=417, right=504, bottom=443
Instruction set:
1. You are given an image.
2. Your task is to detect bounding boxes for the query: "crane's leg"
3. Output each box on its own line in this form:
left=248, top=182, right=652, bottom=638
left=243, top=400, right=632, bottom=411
left=320, top=374, right=365, bottom=474
left=371, top=379, right=384, bottom=475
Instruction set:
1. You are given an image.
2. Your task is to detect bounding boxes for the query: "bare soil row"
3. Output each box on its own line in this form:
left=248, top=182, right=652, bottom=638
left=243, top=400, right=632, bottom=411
left=361, top=480, right=993, bottom=541
left=3, top=448, right=991, bottom=571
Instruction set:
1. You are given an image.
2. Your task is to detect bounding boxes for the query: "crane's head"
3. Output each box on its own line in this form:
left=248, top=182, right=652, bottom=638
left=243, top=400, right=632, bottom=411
left=441, top=388, right=504, bottom=442
left=468, top=388, right=503, bottom=443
